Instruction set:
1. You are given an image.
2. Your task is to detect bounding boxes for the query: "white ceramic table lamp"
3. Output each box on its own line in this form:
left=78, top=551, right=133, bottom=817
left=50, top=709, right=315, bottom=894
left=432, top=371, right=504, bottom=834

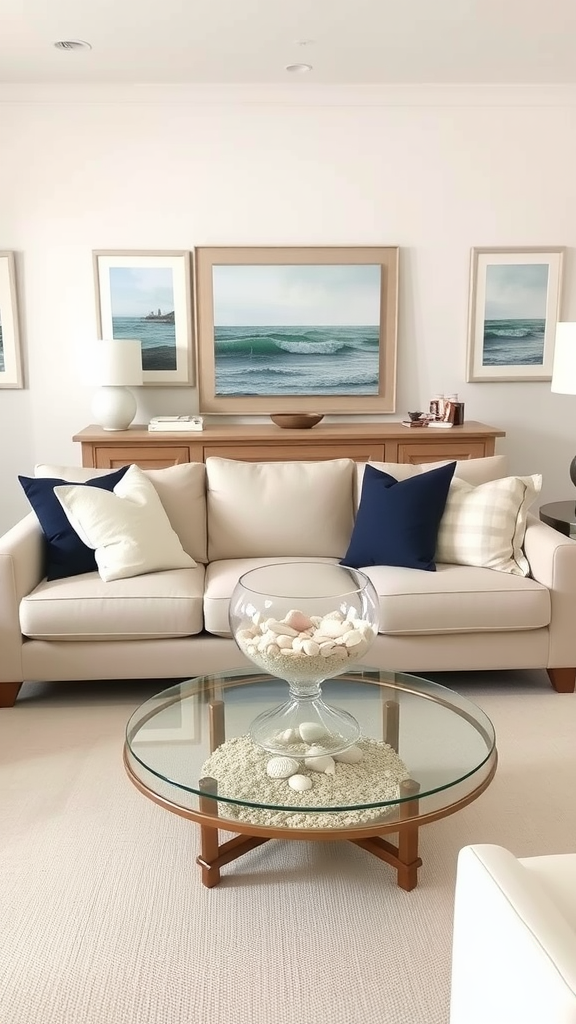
left=551, top=322, right=576, bottom=486
left=91, top=339, right=143, bottom=431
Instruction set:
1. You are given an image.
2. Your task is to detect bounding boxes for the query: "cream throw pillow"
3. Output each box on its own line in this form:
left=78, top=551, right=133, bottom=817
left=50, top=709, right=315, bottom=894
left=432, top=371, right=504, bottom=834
left=435, top=474, right=542, bottom=575
left=54, top=464, right=196, bottom=582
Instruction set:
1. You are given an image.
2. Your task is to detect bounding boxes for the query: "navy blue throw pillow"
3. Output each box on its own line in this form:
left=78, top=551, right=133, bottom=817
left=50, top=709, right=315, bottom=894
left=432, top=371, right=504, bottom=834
left=19, top=465, right=131, bottom=580
left=341, top=461, right=457, bottom=571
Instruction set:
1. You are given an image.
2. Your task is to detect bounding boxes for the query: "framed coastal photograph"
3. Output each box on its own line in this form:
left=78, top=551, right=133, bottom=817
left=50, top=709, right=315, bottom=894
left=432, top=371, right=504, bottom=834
left=0, top=251, right=23, bottom=389
left=194, top=246, right=399, bottom=414
left=467, top=247, right=564, bottom=382
left=93, top=250, right=194, bottom=385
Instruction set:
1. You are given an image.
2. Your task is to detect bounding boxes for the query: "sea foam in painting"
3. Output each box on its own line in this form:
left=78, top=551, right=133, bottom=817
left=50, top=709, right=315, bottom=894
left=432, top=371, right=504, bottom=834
left=214, top=324, right=379, bottom=396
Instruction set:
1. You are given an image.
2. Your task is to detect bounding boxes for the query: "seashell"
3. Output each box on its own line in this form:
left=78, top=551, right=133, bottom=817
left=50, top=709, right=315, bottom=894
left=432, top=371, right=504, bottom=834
left=276, top=634, right=296, bottom=649
left=279, top=728, right=299, bottom=744
left=304, top=754, right=336, bottom=775
left=266, top=756, right=299, bottom=779
left=288, top=773, right=313, bottom=792
left=251, top=611, right=263, bottom=627
left=317, top=618, right=349, bottom=639
left=323, top=611, right=345, bottom=621
left=319, top=640, right=336, bottom=656
left=334, top=745, right=364, bottom=764
left=284, top=609, right=315, bottom=632
left=266, top=643, right=280, bottom=656
left=299, top=721, right=328, bottom=743
left=342, top=629, right=364, bottom=648
left=302, top=639, right=320, bottom=657
left=346, top=608, right=359, bottom=621
left=266, top=619, right=299, bottom=637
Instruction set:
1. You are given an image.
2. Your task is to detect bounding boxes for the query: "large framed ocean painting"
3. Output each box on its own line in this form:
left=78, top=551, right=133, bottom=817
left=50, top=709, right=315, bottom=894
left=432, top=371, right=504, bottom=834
left=93, top=251, right=194, bottom=385
left=467, top=247, right=564, bottom=382
left=195, top=246, right=399, bottom=414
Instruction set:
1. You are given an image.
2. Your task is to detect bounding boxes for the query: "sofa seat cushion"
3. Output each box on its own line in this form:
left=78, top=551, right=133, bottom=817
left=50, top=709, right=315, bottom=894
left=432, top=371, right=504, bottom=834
left=362, top=562, right=550, bottom=635
left=204, top=556, right=339, bottom=637
left=20, top=565, right=205, bottom=641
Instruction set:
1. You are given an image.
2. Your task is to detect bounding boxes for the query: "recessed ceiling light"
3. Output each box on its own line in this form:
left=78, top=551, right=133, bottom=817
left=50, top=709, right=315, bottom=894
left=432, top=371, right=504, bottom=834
left=53, top=40, right=92, bottom=51
left=285, top=63, right=313, bottom=74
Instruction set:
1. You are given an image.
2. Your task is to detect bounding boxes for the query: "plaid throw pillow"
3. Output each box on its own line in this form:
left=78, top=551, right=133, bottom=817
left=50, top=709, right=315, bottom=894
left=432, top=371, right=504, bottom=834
left=435, top=474, right=542, bottom=575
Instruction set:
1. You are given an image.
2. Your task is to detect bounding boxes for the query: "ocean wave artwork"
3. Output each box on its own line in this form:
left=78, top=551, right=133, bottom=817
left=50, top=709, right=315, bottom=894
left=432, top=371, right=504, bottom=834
left=214, top=324, right=380, bottom=396
left=482, top=319, right=545, bottom=366
left=111, top=316, right=177, bottom=371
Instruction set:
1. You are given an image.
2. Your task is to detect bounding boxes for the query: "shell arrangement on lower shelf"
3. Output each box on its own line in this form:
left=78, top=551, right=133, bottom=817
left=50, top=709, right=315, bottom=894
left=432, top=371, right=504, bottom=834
left=201, top=731, right=412, bottom=829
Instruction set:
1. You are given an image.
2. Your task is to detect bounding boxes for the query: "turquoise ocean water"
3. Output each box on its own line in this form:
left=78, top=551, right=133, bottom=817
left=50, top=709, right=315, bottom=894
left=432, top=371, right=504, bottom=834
left=482, top=318, right=545, bottom=366
left=214, top=324, right=380, bottom=396
left=111, top=316, right=176, bottom=371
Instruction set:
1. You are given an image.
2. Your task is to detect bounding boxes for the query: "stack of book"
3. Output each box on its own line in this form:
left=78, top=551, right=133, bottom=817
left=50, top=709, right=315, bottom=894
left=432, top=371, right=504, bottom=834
left=147, top=416, right=204, bottom=433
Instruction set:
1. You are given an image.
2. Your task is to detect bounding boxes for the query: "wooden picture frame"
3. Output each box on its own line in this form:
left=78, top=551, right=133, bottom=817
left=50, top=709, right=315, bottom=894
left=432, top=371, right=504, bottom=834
left=0, top=251, right=23, bottom=389
left=93, top=250, right=194, bottom=385
left=466, top=247, right=564, bottom=382
left=194, top=246, right=399, bottom=413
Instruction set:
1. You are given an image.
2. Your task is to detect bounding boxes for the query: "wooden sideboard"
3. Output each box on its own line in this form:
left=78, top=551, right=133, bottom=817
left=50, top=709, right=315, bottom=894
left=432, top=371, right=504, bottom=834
left=73, top=421, right=505, bottom=470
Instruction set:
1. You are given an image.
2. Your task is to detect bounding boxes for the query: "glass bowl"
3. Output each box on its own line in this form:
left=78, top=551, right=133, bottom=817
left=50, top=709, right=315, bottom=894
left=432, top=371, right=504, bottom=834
left=229, top=561, right=379, bottom=755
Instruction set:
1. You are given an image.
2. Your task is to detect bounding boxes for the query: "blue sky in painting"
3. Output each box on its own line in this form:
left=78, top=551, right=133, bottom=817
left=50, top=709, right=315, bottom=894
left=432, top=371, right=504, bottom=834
left=212, top=264, right=381, bottom=326
left=485, top=263, right=549, bottom=319
left=109, top=267, right=174, bottom=316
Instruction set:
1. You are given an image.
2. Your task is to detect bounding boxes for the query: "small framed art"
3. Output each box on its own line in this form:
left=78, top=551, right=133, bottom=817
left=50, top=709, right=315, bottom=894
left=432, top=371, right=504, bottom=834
left=93, top=250, right=194, bottom=385
left=0, top=251, right=23, bottom=389
left=467, top=247, right=564, bottom=382
left=194, top=245, right=399, bottom=414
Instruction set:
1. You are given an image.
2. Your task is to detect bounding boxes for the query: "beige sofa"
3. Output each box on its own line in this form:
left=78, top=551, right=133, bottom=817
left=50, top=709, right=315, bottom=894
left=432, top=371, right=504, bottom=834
left=1, top=454, right=576, bottom=707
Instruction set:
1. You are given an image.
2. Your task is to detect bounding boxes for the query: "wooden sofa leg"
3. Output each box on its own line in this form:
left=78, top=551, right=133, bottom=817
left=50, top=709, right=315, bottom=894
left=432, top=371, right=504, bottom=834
left=547, top=668, right=576, bottom=693
left=0, top=682, right=23, bottom=707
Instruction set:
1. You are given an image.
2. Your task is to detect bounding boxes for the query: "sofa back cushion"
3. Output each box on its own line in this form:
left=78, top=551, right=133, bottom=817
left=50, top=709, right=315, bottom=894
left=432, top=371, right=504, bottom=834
left=35, top=461, right=208, bottom=563
left=354, top=454, right=508, bottom=507
left=206, top=457, right=355, bottom=560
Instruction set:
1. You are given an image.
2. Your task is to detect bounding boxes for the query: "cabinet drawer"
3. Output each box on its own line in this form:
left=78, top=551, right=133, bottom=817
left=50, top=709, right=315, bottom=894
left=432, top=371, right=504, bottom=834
left=398, top=441, right=486, bottom=465
left=93, top=444, right=192, bottom=469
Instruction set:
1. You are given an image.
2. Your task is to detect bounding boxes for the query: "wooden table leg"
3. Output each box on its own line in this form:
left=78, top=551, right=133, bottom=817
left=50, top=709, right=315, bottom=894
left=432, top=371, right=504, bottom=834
left=197, top=776, right=221, bottom=887
left=397, top=778, right=422, bottom=891
left=382, top=698, right=400, bottom=752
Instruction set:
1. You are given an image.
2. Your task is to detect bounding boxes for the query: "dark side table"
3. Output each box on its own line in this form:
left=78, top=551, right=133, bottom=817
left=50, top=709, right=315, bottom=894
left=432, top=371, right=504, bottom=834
left=539, top=501, right=576, bottom=538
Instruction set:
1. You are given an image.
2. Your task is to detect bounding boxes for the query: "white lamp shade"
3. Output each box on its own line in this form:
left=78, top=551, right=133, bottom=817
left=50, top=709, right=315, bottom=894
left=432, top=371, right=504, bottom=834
left=551, top=323, right=576, bottom=395
left=91, top=339, right=143, bottom=386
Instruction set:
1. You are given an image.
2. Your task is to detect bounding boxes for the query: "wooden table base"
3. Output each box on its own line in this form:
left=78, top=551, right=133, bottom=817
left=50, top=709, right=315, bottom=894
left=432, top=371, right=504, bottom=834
left=195, top=819, right=423, bottom=890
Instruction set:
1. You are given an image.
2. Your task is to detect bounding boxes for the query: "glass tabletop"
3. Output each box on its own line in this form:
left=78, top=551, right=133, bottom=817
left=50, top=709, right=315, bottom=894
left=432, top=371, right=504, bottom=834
left=124, top=668, right=496, bottom=828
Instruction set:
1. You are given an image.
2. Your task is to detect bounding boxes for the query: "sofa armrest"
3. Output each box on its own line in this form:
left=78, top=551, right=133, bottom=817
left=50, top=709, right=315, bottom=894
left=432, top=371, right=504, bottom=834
left=523, top=513, right=576, bottom=667
left=450, top=844, right=576, bottom=1024
left=0, top=512, right=44, bottom=682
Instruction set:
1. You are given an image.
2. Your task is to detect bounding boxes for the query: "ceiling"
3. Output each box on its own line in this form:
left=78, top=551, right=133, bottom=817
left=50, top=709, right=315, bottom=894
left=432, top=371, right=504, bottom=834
left=2, top=0, right=576, bottom=86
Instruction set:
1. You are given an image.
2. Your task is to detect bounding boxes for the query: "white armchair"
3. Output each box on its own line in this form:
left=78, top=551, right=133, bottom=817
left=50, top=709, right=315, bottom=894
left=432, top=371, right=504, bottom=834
left=450, top=844, right=576, bottom=1024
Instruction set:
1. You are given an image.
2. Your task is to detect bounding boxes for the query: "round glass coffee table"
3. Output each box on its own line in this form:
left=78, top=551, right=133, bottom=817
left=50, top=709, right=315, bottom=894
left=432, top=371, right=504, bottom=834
left=124, top=668, right=497, bottom=890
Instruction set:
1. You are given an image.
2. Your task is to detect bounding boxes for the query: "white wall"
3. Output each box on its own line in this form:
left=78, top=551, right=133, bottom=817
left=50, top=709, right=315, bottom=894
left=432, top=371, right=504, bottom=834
left=1, top=83, right=576, bottom=534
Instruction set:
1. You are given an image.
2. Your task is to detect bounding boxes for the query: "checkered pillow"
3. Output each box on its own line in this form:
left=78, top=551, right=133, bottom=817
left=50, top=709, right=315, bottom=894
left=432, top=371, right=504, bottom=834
left=435, top=474, right=542, bottom=575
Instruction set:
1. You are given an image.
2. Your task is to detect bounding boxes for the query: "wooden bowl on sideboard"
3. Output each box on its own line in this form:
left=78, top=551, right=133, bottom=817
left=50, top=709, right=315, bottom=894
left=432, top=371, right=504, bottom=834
left=270, top=413, right=324, bottom=429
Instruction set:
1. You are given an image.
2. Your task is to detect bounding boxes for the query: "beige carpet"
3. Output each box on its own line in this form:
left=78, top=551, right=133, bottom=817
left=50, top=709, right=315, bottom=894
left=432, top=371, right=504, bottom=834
left=2, top=670, right=576, bottom=1024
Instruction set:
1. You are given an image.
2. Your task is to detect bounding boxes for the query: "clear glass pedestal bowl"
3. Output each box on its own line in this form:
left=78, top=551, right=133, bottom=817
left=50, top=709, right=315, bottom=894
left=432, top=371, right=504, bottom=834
left=229, top=561, right=380, bottom=757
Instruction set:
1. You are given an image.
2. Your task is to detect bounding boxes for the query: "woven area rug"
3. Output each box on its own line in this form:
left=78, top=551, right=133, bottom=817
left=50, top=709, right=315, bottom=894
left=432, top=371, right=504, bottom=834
left=2, top=670, right=576, bottom=1024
